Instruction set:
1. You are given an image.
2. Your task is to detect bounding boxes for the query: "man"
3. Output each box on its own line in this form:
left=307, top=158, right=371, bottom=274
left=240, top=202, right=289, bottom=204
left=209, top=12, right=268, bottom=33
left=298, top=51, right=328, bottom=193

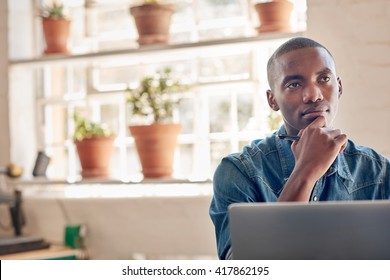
left=209, top=37, right=390, bottom=260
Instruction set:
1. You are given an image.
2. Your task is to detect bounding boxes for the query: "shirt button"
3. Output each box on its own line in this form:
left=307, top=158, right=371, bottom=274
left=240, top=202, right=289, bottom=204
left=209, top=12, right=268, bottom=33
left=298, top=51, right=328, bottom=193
left=313, top=196, right=318, bottom=201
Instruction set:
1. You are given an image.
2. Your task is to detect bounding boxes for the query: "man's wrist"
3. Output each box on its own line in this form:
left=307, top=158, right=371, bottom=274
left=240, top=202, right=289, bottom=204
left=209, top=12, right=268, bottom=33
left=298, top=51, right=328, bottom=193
left=278, top=168, right=317, bottom=202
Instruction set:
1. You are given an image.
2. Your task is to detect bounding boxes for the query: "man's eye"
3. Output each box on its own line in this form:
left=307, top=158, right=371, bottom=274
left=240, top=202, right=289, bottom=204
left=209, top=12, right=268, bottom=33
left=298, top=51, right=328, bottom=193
left=287, top=82, right=300, bottom=89
left=320, top=76, right=331, bottom=82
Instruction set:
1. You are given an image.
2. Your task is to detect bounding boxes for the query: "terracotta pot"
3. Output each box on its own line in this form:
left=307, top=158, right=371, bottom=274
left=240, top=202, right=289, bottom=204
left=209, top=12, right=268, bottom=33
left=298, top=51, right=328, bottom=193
left=254, top=0, right=293, bottom=33
left=129, top=123, right=182, bottom=178
left=42, top=17, right=71, bottom=55
left=130, top=3, right=175, bottom=46
left=75, top=136, right=114, bottom=178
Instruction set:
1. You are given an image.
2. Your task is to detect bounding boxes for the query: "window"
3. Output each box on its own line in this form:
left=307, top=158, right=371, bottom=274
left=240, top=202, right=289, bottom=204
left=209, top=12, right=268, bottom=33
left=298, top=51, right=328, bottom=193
left=20, top=0, right=307, bottom=181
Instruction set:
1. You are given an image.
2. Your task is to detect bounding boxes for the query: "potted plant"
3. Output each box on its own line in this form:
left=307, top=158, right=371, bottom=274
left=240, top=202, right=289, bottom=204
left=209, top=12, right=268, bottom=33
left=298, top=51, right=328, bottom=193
left=73, top=113, right=115, bottom=178
left=129, top=0, right=176, bottom=46
left=253, top=0, right=294, bottom=33
left=39, top=1, right=71, bottom=55
left=126, top=68, right=189, bottom=178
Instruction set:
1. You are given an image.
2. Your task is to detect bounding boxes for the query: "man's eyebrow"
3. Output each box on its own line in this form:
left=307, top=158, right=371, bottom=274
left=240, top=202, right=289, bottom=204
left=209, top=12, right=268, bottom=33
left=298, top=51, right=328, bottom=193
left=316, top=67, right=333, bottom=75
left=281, top=68, right=334, bottom=85
left=281, top=75, right=304, bottom=86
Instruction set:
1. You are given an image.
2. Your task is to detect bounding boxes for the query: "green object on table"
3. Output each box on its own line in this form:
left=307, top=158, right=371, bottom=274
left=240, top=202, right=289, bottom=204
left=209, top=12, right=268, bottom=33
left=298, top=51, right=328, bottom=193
left=64, top=224, right=83, bottom=249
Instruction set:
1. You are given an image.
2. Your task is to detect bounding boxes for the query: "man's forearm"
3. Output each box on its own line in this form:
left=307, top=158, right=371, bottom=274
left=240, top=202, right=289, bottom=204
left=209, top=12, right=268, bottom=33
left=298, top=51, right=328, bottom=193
left=277, top=167, right=317, bottom=202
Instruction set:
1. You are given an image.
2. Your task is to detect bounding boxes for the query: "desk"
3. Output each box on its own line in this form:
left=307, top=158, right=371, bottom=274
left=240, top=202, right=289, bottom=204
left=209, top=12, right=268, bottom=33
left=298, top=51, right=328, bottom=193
left=0, top=245, right=87, bottom=260
left=13, top=182, right=217, bottom=259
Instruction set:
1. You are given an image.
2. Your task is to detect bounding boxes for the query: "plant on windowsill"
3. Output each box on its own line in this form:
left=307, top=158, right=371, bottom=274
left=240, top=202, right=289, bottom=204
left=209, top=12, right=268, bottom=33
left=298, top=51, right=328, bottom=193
left=253, top=0, right=294, bottom=33
left=126, top=67, right=190, bottom=178
left=39, top=1, right=71, bottom=55
left=73, top=113, right=115, bottom=178
left=129, top=0, right=176, bottom=46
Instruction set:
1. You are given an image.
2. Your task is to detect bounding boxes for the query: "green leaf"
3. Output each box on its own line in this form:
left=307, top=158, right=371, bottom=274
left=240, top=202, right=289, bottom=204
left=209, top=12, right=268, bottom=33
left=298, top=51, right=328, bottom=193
left=73, top=112, right=113, bottom=141
left=126, top=67, right=190, bottom=123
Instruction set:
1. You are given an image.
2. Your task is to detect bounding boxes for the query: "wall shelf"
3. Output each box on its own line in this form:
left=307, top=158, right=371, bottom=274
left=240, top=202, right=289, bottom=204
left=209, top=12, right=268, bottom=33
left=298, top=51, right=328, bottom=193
left=9, top=32, right=304, bottom=68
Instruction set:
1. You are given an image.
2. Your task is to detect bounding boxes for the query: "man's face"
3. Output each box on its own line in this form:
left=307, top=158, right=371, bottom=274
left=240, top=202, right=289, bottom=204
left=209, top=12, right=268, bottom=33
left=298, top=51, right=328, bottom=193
left=267, top=47, right=342, bottom=135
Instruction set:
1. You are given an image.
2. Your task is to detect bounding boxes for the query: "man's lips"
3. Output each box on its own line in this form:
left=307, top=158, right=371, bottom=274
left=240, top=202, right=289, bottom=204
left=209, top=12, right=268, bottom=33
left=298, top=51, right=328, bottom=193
left=301, top=107, right=329, bottom=119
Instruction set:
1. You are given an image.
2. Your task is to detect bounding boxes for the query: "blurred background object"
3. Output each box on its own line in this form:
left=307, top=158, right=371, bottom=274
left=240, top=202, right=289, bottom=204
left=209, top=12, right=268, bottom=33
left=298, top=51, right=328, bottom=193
left=0, top=163, right=23, bottom=178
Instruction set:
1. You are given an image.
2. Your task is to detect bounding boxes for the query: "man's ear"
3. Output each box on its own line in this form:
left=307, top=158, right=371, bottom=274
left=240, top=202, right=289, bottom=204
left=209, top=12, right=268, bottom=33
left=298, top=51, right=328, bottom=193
left=337, top=77, right=343, bottom=98
left=266, top=89, right=279, bottom=111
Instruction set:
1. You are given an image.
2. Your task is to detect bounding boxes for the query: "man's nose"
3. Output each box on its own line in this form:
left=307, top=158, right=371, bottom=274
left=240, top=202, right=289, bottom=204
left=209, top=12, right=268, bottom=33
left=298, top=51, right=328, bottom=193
left=302, top=84, right=323, bottom=103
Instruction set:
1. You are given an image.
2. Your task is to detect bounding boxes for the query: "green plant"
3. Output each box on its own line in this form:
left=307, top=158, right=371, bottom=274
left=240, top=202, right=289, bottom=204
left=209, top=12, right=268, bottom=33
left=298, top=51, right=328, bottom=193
left=73, top=113, right=114, bottom=141
left=40, top=2, right=67, bottom=19
left=126, top=67, right=189, bottom=123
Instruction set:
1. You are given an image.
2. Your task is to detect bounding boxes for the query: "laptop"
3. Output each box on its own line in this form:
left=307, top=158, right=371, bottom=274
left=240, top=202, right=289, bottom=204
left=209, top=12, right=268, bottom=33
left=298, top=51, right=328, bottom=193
left=229, top=200, right=390, bottom=260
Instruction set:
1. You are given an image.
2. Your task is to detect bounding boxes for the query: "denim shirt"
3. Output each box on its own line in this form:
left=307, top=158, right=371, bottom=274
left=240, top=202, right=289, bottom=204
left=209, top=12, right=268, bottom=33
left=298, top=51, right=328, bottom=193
left=209, top=125, right=390, bottom=260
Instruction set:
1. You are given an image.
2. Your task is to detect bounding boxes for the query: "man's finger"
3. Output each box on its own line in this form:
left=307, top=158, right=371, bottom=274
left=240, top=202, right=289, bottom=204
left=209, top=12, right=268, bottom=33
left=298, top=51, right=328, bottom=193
left=325, top=128, right=343, bottom=137
left=334, top=134, right=348, bottom=153
left=308, top=115, right=327, bottom=128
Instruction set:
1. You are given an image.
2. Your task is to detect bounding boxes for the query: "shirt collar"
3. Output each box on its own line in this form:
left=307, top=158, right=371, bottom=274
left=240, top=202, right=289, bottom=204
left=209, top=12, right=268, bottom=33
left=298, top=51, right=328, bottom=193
left=274, top=125, right=354, bottom=182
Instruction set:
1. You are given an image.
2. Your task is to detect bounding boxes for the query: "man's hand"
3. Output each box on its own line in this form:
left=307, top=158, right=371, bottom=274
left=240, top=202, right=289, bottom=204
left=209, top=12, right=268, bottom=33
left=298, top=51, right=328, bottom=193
left=278, top=116, right=348, bottom=202
left=291, top=116, right=348, bottom=183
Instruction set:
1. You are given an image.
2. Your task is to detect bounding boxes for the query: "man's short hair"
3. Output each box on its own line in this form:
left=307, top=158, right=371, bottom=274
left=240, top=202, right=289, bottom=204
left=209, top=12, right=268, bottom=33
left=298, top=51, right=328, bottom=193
left=267, top=37, right=334, bottom=89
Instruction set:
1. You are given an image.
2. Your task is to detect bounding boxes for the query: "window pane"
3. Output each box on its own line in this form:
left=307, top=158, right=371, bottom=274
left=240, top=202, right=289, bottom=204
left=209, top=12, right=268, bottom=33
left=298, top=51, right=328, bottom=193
left=46, top=147, right=69, bottom=179
left=101, top=103, right=120, bottom=136
left=44, top=105, right=68, bottom=145
left=179, top=98, right=195, bottom=134
left=199, top=53, right=250, bottom=83
left=93, top=60, right=193, bottom=91
left=196, top=0, right=251, bottom=40
left=176, top=144, right=194, bottom=178
left=196, top=0, right=248, bottom=20
left=209, top=94, right=231, bottom=133
left=237, top=92, right=254, bottom=131
left=210, top=141, right=230, bottom=174
left=126, top=145, right=142, bottom=180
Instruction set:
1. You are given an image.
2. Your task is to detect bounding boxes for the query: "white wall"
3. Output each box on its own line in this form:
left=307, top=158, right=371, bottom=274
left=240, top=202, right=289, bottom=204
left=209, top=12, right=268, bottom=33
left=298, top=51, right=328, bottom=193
left=307, top=0, right=390, bottom=158
left=0, top=0, right=10, bottom=166
left=12, top=183, right=217, bottom=260
left=7, top=0, right=37, bottom=175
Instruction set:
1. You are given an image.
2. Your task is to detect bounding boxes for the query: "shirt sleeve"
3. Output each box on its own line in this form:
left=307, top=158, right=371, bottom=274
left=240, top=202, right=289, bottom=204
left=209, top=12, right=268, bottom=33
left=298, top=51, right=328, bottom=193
left=385, top=157, right=390, bottom=199
left=209, top=157, right=260, bottom=259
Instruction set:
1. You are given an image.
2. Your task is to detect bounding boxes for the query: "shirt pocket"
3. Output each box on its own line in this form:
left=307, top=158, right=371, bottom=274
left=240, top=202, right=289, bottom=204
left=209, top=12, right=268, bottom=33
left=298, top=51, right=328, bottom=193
left=340, top=176, right=384, bottom=199
left=340, top=152, right=386, bottom=199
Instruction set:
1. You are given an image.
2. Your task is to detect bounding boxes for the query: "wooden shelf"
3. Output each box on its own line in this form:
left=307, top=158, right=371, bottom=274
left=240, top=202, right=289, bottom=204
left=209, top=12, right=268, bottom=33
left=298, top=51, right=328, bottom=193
left=9, top=32, right=304, bottom=68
